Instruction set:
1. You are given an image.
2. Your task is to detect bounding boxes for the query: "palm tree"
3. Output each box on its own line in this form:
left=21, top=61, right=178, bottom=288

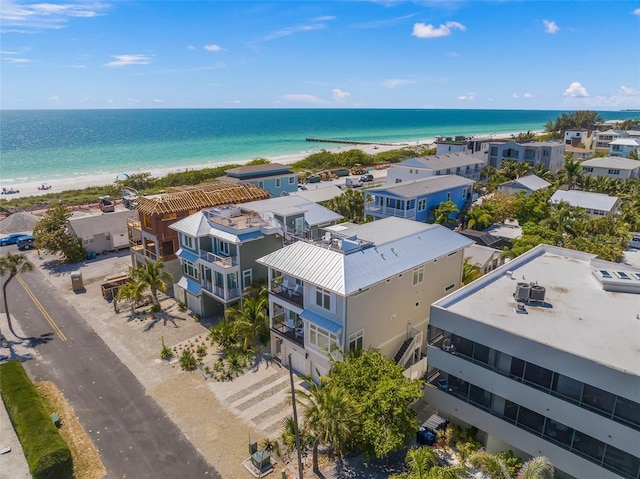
left=298, top=380, right=357, bottom=474
left=0, top=252, right=34, bottom=337
left=208, top=317, right=240, bottom=351
left=130, top=258, right=173, bottom=308
left=461, top=257, right=482, bottom=286
left=225, top=295, right=268, bottom=351
left=471, top=451, right=554, bottom=479
left=390, top=446, right=470, bottom=479
left=466, top=207, right=493, bottom=230
left=116, top=280, right=143, bottom=314
left=516, top=456, right=555, bottom=479
left=558, top=159, right=584, bottom=190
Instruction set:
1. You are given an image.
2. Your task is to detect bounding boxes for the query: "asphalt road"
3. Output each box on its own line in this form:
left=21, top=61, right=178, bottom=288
left=3, top=264, right=219, bottom=478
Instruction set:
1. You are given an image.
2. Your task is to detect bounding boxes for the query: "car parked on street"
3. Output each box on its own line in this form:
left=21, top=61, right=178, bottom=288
left=17, top=235, right=36, bottom=250
left=360, top=174, right=374, bottom=182
left=0, top=233, right=29, bottom=246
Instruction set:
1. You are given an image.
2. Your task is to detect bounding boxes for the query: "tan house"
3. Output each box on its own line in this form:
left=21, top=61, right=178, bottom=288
left=257, top=217, right=473, bottom=381
left=69, top=210, right=138, bottom=255
left=127, top=182, right=269, bottom=279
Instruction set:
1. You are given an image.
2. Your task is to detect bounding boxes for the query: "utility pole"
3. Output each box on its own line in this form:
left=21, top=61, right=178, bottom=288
left=288, top=353, right=304, bottom=479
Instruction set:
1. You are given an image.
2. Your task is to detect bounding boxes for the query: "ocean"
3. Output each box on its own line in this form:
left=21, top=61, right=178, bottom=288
left=1, top=108, right=636, bottom=186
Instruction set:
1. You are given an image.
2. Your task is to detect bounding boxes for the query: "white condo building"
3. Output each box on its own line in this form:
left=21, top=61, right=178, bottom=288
left=425, top=245, right=640, bottom=479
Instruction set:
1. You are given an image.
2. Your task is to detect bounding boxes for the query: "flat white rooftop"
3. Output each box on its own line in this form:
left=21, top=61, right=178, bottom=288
left=434, top=245, right=640, bottom=376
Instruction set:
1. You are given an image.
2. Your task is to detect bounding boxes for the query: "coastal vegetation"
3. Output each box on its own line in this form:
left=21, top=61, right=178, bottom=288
left=544, top=110, right=604, bottom=140
left=32, top=204, right=87, bottom=263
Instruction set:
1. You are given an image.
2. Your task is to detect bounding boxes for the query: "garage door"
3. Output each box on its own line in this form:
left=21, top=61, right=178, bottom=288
left=288, top=352, right=305, bottom=375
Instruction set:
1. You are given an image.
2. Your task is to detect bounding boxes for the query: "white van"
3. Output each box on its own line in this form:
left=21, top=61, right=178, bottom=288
left=629, top=233, right=640, bottom=249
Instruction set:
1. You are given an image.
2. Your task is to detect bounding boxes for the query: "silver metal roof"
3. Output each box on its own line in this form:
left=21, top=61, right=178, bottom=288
left=170, top=212, right=213, bottom=237
left=257, top=217, right=473, bottom=295
left=581, top=156, right=640, bottom=170
left=242, top=195, right=343, bottom=226
left=68, top=210, right=138, bottom=238
left=500, top=174, right=551, bottom=191
left=367, top=175, right=474, bottom=198
left=550, top=190, right=619, bottom=212
left=395, top=152, right=484, bottom=171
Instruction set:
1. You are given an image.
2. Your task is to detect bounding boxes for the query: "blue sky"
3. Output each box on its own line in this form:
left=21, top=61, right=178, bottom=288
left=1, top=0, right=639, bottom=110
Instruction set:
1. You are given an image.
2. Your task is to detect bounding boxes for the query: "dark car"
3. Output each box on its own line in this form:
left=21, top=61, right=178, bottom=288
left=360, top=174, right=374, bottom=182
left=0, top=233, right=29, bottom=246
left=17, top=235, right=36, bottom=250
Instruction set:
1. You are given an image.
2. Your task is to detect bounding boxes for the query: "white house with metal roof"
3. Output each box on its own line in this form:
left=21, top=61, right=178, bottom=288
left=487, top=140, right=565, bottom=171
left=497, top=174, right=551, bottom=196
left=257, top=217, right=473, bottom=380
left=581, top=156, right=640, bottom=180
left=387, top=152, right=485, bottom=184
left=170, top=198, right=342, bottom=318
left=549, top=190, right=620, bottom=217
left=425, top=244, right=640, bottom=479
left=608, top=138, right=640, bottom=158
left=365, top=175, right=474, bottom=223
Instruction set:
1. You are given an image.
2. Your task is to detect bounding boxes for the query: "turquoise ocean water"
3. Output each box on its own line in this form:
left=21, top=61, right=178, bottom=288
left=1, top=109, right=637, bottom=186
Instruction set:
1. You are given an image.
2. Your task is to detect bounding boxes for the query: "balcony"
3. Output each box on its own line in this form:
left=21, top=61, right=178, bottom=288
left=270, top=279, right=303, bottom=307
left=364, top=204, right=416, bottom=219
left=199, top=251, right=237, bottom=268
left=203, top=206, right=278, bottom=232
left=271, top=313, right=304, bottom=346
left=130, top=243, right=157, bottom=261
left=202, top=280, right=241, bottom=302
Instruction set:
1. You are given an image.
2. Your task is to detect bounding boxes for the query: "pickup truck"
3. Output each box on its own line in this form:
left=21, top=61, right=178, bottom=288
left=345, top=178, right=363, bottom=188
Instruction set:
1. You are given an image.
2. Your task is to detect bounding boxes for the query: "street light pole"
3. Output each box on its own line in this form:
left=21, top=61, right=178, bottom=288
left=288, top=353, right=304, bottom=479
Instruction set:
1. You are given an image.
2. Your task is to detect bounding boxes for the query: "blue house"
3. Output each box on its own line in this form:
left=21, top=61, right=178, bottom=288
left=364, top=175, right=474, bottom=222
left=218, top=163, right=298, bottom=197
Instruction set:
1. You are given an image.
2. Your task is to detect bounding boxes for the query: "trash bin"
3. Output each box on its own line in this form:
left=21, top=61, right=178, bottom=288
left=71, top=272, right=83, bottom=291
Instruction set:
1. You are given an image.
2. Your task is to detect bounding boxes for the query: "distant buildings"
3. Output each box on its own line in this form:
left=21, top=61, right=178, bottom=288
left=581, top=156, right=640, bottom=180
left=563, top=129, right=594, bottom=149
left=386, top=152, right=485, bottom=183
left=364, top=175, right=474, bottom=222
left=497, top=174, right=551, bottom=196
left=218, top=163, right=299, bottom=197
left=257, top=217, right=472, bottom=380
left=609, top=138, right=640, bottom=158
left=425, top=244, right=640, bottom=479
left=549, top=190, right=620, bottom=218
left=486, top=140, right=565, bottom=171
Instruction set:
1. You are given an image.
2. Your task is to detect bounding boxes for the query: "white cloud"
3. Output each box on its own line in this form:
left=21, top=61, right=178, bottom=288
left=0, top=0, right=107, bottom=31
left=633, top=8, right=640, bottom=15
left=447, top=51, right=459, bottom=57
left=543, top=20, right=559, bottom=34
left=128, top=98, right=141, bottom=105
left=153, top=99, right=164, bottom=103
left=314, top=16, right=336, bottom=22
left=569, top=85, right=640, bottom=109
left=259, top=23, right=327, bottom=42
left=333, top=89, right=351, bottom=102
left=187, top=45, right=196, bottom=50
left=66, top=64, right=86, bottom=69
left=383, top=79, right=416, bottom=88
left=512, top=93, right=519, bottom=99
left=523, top=92, right=533, bottom=98
left=563, top=81, right=590, bottom=98
left=412, top=21, right=465, bottom=39
left=228, top=100, right=241, bottom=104
left=457, top=94, right=475, bottom=101
left=48, top=95, right=60, bottom=103
left=282, top=94, right=327, bottom=104
left=5, top=57, right=31, bottom=63
left=105, top=54, right=152, bottom=67
left=204, top=44, right=222, bottom=52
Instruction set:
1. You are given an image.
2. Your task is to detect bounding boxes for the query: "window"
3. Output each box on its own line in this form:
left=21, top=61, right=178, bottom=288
left=462, top=188, right=466, bottom=199
left=143, top=214, right=152, bottom=228
left=412, top=266, right=424, bottom=286
left=105, top=233, right=111, bottom=241
left=315, top=287, right=331, bottom=310
left=258, top=181, right=264, bottom=189
left=583, top=167, right=593, bottom=172
left=395, top=178, right=402, bottom=183
left=182, top=234, right=193, bottom=249
left=275, top=178, right=281, bottom=188
left=83, top=237, right=95, bottom=245
left=582, top=384, right=615, bottom=415
left=242, top=269, right=252, bottom=289
left=289, top=176, right=295, bottom=184
left=445, top=283, right=455, bottom=291
left=183, top=260, right=198, bottom=279
left=349, top=330, right=363, bottom=352
left=162, top=212, right=177, bottom=221
left=418, top=199, right=426, bottom=211
left=523, top=363, right=553, bottom=390
left=608, top=169, right=620, bottom=175
left=309, top=324, right=339, bottom=352
left=218, top=240, right=230, bottom=256
left=446, top=192, right=451, bottom=201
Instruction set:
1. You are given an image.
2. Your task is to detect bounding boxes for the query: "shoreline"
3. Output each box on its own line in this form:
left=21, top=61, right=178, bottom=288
left=0, top=131, right=526, bottom=201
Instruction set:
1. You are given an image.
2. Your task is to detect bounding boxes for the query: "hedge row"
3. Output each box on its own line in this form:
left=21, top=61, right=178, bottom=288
left=0, top=360, right=73, bottom=479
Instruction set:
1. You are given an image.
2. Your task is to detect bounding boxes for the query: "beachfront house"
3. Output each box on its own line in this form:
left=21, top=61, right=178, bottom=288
left=563, top=129, right=594, bottom=149
left=127, top=182, right=270, bottom=280
left=217, top=163, right=299, bottom=197
left=386, top=152, right=485, bottom=184
left=486, top=140, right=565, bottom=171
left=549, top=190, right=620, bottom=218
left=434, top=136, right=470, bottom=154
left=608, top=138, right=640, bottom=158
left=592, top=129, right=626, bottom=154
left=497, top=174, right=551, bottom=196
left=581, top=156, right=640, bottom=180
left=69, top=210, right=138, bottom=256
left=256, top=217, right=473, bottom=380
left=170, top=197, right=342, bottom=318
left=425, top=244, right=640, bottom=479
left=364, top=175, right=474, bottom=223
left=565, top=145, right=593, bottom=161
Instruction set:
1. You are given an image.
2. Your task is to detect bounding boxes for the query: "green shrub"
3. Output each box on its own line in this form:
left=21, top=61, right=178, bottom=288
left=179, top=349, right=197, bottom=370
left=160, top=336, right=173, bottom=360
left=0, top=360, right=73, bottom=479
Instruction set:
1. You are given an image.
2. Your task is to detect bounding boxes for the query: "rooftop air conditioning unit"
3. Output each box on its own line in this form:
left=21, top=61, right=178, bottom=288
left=514, top=282, right=530, bottom=302
left=530, top=285, right=546, bottom=302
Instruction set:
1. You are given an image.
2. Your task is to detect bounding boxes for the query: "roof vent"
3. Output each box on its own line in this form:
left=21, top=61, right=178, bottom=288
left=514, top=282, right=530, bottom=302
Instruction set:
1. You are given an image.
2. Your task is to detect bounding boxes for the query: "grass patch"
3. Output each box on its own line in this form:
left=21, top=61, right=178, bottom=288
left=0, top=360, right=72, bottom=479
left=35, top=381, right=106, bottom=479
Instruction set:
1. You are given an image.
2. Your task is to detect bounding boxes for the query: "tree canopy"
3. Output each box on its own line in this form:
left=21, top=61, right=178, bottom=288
left=544, top=110, right=604, bottom=139
left=32, top=204, right=86, bottom=263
